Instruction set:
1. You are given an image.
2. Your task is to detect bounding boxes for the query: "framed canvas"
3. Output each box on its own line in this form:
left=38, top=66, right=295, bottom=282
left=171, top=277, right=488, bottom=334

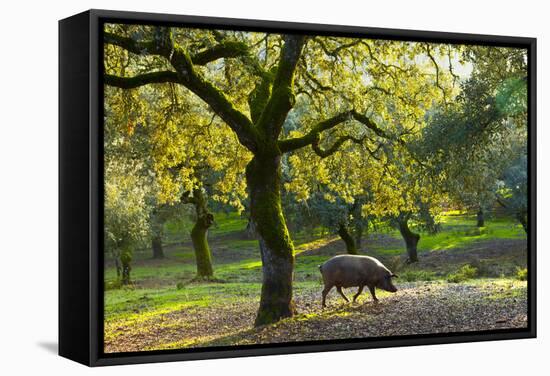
left=59, top=9, right=536, bottom=366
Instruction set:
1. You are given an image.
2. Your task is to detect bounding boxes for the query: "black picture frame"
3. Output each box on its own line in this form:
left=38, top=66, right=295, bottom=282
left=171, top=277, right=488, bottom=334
left=59, top=9, right=537, bottom=367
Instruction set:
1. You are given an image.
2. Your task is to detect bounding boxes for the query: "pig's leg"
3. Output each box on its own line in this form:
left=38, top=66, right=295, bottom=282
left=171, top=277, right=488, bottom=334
left=368, top=285, right=378, bottom=302
left=353, top=285, right=364, bottom=302
left=322, top=285, right=333, bottom=307
left=336, top=286, right=349, bottom=303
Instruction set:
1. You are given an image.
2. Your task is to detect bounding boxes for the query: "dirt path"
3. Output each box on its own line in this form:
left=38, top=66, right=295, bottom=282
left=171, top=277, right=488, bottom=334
left=104, top=279, right=527, bottom=353
left=210, top=280, right=527, bottom=346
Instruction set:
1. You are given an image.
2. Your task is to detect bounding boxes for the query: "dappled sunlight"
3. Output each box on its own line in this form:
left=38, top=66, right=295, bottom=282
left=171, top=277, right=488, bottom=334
left=294, top=235, right=340, bottom=255
left=101, top=21, right=529, bottom=353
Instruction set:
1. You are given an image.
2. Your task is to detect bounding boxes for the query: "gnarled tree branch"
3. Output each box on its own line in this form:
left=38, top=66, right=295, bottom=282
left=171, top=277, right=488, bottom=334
left=104, top=27, right=260, bottom=153
left=255, top=35, right=306, bottom=139
left=312, top=135, right=365, bottom=158
left=104, top=32, right=250, bottom=65
left=424, top=44, right=447, bottom=104
left=278, top=110, right=391, bottom=153
left=192, top=41, right=249, bottom=65
left=168, top=44, right=259, bottom=152
left=104, top=71, right=180, bottom=89
left=180, top=190, right=197, bottom=205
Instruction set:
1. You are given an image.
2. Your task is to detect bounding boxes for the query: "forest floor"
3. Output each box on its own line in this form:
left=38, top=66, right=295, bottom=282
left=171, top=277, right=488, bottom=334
left=103, top=213, right=528, bottom=353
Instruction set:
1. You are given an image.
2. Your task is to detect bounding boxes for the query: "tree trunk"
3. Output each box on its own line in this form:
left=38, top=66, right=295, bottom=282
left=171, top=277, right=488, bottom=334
left=121, top=262, right=131, bottom=285
left=246, top=154, right=296, bottom=327
left=351, top=197, right=365, bottom=251
left=338, top=223, right=358, bottom=254
left=190, top=188, right=214, bottom=278
left=245, top=218, right=257, bottom=239
left=120, top=247, right=132, bottom=285
left=151, top=234, right=164, bottom=259
left=355, top=226, right=363, bottom=251
left=397, top=215, right=420, bottom=263
left=113, top=252, right=121, bottom=279
left=151, top=209, right=166, bottom=259
left=516, top=211, right=528, bottom=233
left=477, top=208, right=485, bottom=227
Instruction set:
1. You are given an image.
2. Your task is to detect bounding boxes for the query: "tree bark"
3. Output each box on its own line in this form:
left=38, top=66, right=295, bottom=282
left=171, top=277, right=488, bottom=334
left=150, top=209, right=166, bottom=259
left=477, top=207, right=485, bottom=227
left=151, top=234, right=164, bottom=259
left=397, top=215, right=420, bottom=263
left=246, top=154, right=296, bottom=326
left=245, top=217, right=257, bottom=239
left=120, top=247, right=132, bottom=285
left=352, top=198, right=365, bottom=251
left=354, top=225, right=363, bottom=251
left=113, top=250, right=122, bottom=279
left=190, top=188, right=214, bottom=278
left=338, top=223, right=358, bottom=255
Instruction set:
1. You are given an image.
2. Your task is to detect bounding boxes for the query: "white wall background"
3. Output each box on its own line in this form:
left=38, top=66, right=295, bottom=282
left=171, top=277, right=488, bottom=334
left=0, top=0, right=546, bottom=374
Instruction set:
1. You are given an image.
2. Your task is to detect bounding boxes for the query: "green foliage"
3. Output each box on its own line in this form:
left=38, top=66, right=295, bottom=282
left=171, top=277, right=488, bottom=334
left=515, top=267, right=528, bottom=281
left=102, top=23, right=529, bottom=330
left=496, top=77, right=527, bottom=117
left=418, top=47, right=527, bottom=231
left=447, top=264, right=478, bottom=283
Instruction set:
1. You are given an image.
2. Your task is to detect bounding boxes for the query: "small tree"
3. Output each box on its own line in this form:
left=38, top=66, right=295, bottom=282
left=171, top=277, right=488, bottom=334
left=181, top=188, right=215, bottom=278
left=104, top=161, right=150, bottom=285
left=303, top=192, right=360, bottom=254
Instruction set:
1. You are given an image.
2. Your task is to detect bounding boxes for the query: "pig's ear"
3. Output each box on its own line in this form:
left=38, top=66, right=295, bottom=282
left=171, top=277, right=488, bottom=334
left=392, top=273, right=399, bottom=278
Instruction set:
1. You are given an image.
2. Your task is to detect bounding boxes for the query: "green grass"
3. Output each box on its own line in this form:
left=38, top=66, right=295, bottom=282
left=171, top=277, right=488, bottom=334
left=104, top=280, right=322, bottom=330
left=106, top=212, right=526, bottom=290
left=447, top=264, right=478, bottom=283
left=105, top=283, right=261, bottom=321
left=372, top=214, right=525, bottom=257
left=105, top=261, right=197, bottom=284
left=210, top=212, right=249, bottom=237
left=421, top=215, right=525, bottom=250
left=164, top=211, right=249, bottom=244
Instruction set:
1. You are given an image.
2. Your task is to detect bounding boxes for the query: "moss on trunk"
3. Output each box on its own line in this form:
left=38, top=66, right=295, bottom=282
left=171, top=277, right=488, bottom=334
left=338, top=223, right=358, bottom=255
left=152, top=234, right=164, bottom=259
left=246, top=153, right=296, bottom=326
left=397, top=215, right=420, bottom=263
left=477, top=208, right=485, bottom=228
left=190, top=188, right=214, bottom=278
left=120, top=247, right=132, bottom=285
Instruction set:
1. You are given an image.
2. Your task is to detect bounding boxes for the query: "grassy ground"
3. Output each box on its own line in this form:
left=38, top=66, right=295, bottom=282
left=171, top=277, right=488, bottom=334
left=104, top=212, right=528, bottom=353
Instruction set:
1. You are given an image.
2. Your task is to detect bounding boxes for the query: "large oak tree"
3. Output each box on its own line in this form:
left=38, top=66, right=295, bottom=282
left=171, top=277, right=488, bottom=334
left=104, top=24, right=457, bottom=325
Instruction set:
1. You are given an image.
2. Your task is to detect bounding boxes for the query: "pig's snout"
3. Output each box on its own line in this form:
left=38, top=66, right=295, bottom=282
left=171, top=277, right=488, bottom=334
left=383, top=278, right=398, bottom=293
